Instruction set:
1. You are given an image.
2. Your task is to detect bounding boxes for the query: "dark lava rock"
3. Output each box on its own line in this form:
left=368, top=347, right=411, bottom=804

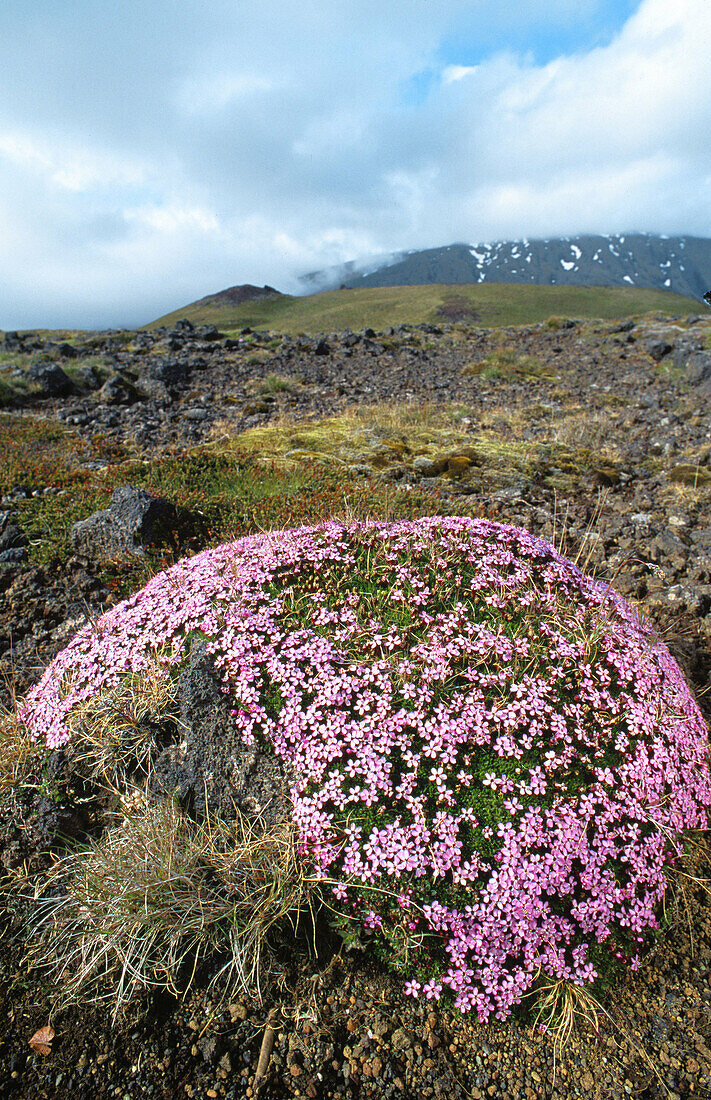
left=173, top=318, right=194, bottom=333
left=136, top=377, right=171, bottom=404
left=152, top=639, right=296, bottom=825
left=0, top=547, right=27, bottom=564
left=0, top=750, right=88, bottom=872
left=97, top=372, right=139, bottom=405
left=70, top=485, right=180, bottom=560
left=644, top=339, right=674, bottom=362
left=684, top=351, right=711, bottom=384
left=75, top=363, right=103, bottom=390
left=144, top=357, right=189, bottom=386
left=26, top=361, right=74, bottom=397
left=56, top=342, right=78, bottom=359
left=0, top=521, right=27, bottom=553
left=0, top=523, right=28, bottom=564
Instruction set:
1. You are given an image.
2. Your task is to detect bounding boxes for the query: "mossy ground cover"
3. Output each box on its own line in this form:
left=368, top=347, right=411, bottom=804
left=0, top=412, right=458, bottom=590
left=462, top=349, right=556, bottom=382
left=0, top=387, right=643, bottom=592
left=215, top=400, right=622, bottom=496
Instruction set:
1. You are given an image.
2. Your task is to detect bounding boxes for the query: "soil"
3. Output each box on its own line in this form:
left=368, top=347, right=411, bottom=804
left=1, top=313, right=711, bottom=1099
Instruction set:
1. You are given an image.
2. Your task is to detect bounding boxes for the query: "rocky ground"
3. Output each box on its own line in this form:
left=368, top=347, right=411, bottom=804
left=0, top=311, right=710, bottom=1098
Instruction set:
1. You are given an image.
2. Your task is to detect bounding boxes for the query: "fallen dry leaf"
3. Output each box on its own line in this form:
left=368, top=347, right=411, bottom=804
left=29, top=1025, right=54, bottom=1056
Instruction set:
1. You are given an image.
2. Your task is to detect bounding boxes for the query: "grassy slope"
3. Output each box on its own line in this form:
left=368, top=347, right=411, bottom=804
left=146, top=282, right=701, bottom=334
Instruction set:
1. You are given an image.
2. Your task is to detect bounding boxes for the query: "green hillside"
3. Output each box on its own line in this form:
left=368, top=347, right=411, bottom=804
left=146, top=282, right=701, bottom=334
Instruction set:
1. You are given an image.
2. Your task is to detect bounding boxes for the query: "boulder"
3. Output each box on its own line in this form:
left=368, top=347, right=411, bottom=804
left=684, top=352, right=711, bottom=385
left=144, top=358, right=189, bottom=386
left=26, top=362, right=74, bottom=397
left=644, top=339, right=673, bottom=362
left=75, top=364, right=102, bottom=390
left=136, top=377, right=171, bottom=404
left=152, top=639, right=296, bottom=825
left=70, top=485, right=180, bottom=560
left=97, top=372, right=139, bottom=405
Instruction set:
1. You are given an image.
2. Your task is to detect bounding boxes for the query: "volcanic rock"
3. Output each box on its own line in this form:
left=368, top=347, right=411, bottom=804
left=152, top=639, right=296, bottom=825
left=26, top=362, right=74, bottom=397
left=70, top=485, right=180, bottom=560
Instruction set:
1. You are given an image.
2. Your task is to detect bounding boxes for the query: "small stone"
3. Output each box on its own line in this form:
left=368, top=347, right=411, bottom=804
left=390, top=1028, right=412, bottom=1052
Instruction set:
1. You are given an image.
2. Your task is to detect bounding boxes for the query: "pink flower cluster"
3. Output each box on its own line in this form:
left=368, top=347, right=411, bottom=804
left=19, top=518, right=711, bottom=1020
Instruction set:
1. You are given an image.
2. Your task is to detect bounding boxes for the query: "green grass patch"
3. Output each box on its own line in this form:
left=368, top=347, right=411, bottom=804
left=1, top=414, right=455, bottom=584
left=462, top=349, right=555, bottom=382
left=146, top=283, right=701, bottom=335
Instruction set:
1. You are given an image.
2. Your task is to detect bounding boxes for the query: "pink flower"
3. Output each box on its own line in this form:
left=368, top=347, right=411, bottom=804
left=19, top=516, right=710, bottom=1022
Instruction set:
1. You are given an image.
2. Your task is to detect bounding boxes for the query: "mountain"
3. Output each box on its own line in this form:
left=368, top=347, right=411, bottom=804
left=302, top=234, right=711, bottom=302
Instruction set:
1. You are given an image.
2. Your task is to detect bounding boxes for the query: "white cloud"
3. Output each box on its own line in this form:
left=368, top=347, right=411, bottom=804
left=0, top=0, right=710, bottom=328
left=442, top=65, right=478, bottom=84
left=177, top=72, right=280, bottom=115
left=0, top=130, right=147, bottom=192
left=123, top=203, right=221, bottom=234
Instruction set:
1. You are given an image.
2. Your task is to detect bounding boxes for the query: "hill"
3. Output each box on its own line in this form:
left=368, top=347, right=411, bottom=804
left=302, top=234, right=711, bottom=302
left=147, top=281, right=701, bottom=334
left=179, top=282, right=283, bottom=310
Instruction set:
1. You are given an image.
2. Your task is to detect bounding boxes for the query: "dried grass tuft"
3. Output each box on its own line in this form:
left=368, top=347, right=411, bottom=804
left=0, top=707, right=43, bottom=793
left=27, top=799, right=316, bottom=1020
left=531, top=977, right=601, bottom=1054
left=66, top=660, right=180, bottom=798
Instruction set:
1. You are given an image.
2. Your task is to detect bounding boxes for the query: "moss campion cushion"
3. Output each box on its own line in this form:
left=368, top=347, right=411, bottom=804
left=20, top=518, right=711, bottom=1019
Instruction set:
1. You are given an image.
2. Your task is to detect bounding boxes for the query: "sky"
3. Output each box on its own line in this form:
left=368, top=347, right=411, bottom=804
left=0, top=0, right=709, bottom=329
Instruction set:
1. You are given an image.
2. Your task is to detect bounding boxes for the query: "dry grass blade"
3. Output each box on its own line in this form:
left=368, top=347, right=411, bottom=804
left=66, top=660, right=180, bottom=796
left=0, top=707, right=43, bottom=792
left=28, top=799, right=317, bottom=1021
left=531, top=977, right=601, bottom=1056
left=531, top=975, right=677, bottom=1097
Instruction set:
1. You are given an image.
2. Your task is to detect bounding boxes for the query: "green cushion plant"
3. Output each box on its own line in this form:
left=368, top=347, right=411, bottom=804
left=20, top=517, right=711, bottom=1021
